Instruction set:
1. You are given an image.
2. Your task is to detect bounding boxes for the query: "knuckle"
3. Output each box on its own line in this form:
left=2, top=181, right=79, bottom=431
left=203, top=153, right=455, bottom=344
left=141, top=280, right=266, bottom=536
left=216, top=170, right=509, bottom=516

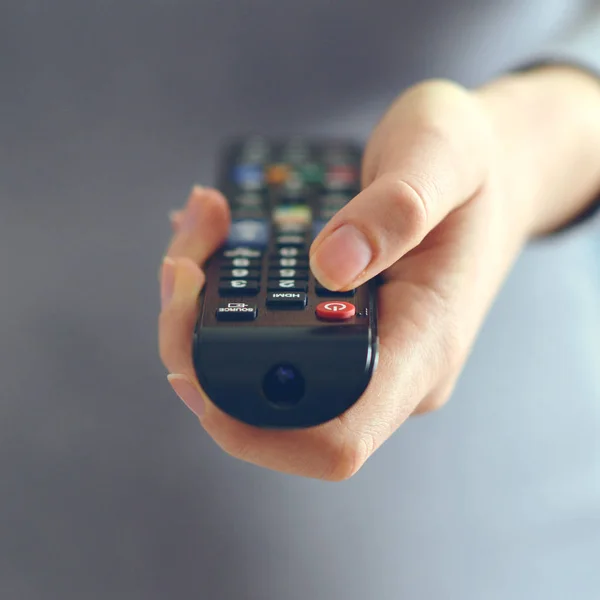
left=381, top=174, right=431, bottom=241
left=322, top=427, right=375, bottom=482
left=405, top=78, right=473, bottom=115
left=414, top=377, right=459, bottom=415
left=212, top=429, right=254, bottom=464
left=438, top=314, right=468, bottom=375
left=414, top=391, right=450, bottom=415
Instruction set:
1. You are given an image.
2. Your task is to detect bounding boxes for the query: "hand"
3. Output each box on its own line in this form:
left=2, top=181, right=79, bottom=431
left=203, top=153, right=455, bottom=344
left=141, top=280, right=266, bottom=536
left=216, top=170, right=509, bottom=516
left=159, top=69, right=600, bottom=480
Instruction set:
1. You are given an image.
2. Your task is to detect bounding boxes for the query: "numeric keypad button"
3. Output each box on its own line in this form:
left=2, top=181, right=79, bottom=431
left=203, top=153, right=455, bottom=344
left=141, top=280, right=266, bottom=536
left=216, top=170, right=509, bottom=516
left=223, top=257, right=261, bottom=269
left=268, top=268, right=308, bottom=280
left=269, top=257, right=308, bottom=269
left=267, top=279, right=308, bottom=292
left=219, top=279, right=260, bottom=296
left=220, top=269, right=261, bottom=280
left=277, top=247, right=305, bottom=258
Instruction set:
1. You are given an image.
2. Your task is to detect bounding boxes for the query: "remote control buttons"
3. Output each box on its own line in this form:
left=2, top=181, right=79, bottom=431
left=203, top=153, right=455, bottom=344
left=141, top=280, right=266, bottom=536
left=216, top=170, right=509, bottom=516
left=269, top=257, right=308, bottom=269
left=220, top=268, right=261, bottom=280
left=272, top=205, right=312, bottom=228
left=219, top=280, right=260, bottom=296
left=278, top=247, right=301, bottom=258
left=226, top=219, right=269, bottom=248
left=324, top=165, right=358, bottom=190
left=226, top=257, right=261, bottom=269
left=275, top=222, right=308, bottom=235
left=276, top=234, right=305, bottom=247
left=232, top=165, right=265, bottom=191
left=315, top=282, right=356, bottom=297
left=266, top=292, right=307, bottom=309
left=268, top=268, right=309, bottom=280
left=216, top=302, right=258, bottom=321
left=299, top=162, right=324, bottom=184
left=240, top=137, right=270, bottom=162
left=267, top=280, right=308, bottom=292
left=266, top=164, right=290, bottom=186
left=316, top=301, right=356, bottom=320
left=223, top=247, right=262, bottom=258
left=233, top=193, right=265, bottom=209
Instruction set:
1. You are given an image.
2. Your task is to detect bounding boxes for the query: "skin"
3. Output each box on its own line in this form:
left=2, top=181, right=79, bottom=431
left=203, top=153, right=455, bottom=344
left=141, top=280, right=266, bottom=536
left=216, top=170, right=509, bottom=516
left=158, top=66, right=600, bottom=480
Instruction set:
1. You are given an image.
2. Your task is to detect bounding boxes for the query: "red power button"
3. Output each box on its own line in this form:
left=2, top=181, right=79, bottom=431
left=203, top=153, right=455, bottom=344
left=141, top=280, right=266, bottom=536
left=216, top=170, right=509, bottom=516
left=316, top=301, right=356, bottom=321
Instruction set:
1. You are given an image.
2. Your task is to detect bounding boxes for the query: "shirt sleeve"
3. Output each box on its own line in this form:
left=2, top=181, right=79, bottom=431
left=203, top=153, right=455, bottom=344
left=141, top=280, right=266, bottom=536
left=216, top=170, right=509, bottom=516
left=513, top=6, right=600, bottom=233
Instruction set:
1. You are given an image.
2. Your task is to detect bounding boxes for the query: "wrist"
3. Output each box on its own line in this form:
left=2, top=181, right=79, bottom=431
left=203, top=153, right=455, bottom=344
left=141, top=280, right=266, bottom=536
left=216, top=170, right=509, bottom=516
left=475, top=66, right=600, bottom=237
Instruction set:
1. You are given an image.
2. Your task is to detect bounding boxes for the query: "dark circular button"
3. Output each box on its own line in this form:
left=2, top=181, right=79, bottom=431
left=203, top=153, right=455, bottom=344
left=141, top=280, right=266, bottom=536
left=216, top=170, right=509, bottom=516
left=316, top=301, right=356, bottom=321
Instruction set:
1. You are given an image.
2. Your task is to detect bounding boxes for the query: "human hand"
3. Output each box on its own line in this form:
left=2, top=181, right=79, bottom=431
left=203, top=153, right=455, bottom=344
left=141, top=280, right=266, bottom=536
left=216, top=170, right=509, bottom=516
left=159, top=69, right=600, bottom=479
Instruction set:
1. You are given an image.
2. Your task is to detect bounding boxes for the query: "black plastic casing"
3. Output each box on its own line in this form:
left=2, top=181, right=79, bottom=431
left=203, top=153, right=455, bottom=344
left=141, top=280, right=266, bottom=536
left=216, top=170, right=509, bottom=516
left=192, top=138, right=379, bottom=429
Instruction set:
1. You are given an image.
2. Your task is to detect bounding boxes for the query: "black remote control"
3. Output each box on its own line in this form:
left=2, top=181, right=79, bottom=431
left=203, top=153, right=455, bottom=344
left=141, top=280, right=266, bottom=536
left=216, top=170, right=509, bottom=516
left=193, top=137, right=379, bottom=428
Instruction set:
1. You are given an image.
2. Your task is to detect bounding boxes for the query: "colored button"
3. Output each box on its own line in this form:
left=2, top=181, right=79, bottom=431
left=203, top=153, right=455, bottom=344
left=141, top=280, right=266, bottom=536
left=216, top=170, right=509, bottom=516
left=267, top=279, right=308, bottom=292
left=216, top=302, right=258, bottom=321
left=266, top=164, right=290, bottom=185
left=223, top=247, right=262, bottom=258
left=220, top=268, right=261, bottom=280
left=226, top=219, right=269, bottom=248
left=219, top=279, right=260, bottom=296
left=316, top=301, right=356, bottom=320
left=324, top=166, right=358, bottom=190
left=300, top=163, right=324, bottom=184
left=232, top=165, right=264, bottom=190
left=266, top=292, right=308, bottom=309
left=272, top=205, right=312, bottom=227
left=268, top=268, right=309, bottom=280
left=275, top=222, right=308, bottom=234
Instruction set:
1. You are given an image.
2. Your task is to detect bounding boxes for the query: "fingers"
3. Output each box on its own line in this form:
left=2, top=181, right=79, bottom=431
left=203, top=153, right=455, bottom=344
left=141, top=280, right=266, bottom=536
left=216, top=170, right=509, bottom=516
left=159, top=257, right=205, bottom=375
left=165, top=185, right=231, bottom=266
left=159, top=211, right=481, bottom=481
left=310, top=79, right=493, bottom=291
left=157, top=255, right=358, bottom=479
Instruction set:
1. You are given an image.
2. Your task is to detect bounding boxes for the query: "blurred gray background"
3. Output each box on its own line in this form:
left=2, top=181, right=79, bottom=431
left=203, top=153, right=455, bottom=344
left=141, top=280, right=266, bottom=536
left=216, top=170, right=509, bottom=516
left=1, top=1, right=599, bottom=599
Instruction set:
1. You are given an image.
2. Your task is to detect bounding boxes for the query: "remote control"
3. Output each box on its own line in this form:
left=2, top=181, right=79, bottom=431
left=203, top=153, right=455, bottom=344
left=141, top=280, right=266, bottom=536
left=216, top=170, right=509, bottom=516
left=193, top=137, right=379, bottom=428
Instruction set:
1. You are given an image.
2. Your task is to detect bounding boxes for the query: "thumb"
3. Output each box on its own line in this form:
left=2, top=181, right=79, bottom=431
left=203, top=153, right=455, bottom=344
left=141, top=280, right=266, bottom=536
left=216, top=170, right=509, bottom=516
left=309, top=80, right=492, bottom=291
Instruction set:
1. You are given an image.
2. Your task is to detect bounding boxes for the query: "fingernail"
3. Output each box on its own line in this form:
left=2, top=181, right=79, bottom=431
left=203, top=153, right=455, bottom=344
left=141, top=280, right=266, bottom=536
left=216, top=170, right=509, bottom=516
left=168, top=374, right=206, bottom=418
left=160, top=257, right=177, bottom=309
left=311, top=224, right=372, bottom=290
